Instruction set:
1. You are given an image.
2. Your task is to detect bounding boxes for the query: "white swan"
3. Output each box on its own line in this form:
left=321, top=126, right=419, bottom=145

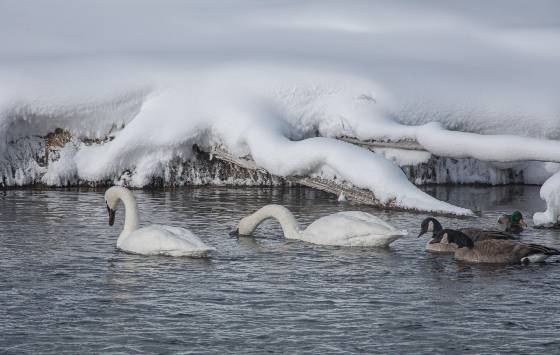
left=234, top=204, right=407, bottom=247
left=104, top=186, right=214, bottom=257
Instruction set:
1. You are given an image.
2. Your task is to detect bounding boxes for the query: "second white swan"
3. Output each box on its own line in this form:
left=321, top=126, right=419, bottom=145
left=234, top=204, right=407, bottom=247
left=104, top=186, right=214, bottom=257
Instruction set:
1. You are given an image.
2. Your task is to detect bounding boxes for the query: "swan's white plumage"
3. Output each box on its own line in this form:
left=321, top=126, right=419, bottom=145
left=117, top=225, right=215, bottom=257
left=105, top=186, right=214, bottom=257
left=237, top=205, right=406, bottom=247
left=302, top=211, right=407, bottom=247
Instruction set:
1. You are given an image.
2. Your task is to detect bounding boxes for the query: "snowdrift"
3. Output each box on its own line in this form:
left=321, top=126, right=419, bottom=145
left=1, top=1, right=560, bottom=218
left=534, top=171, right=560, bottom=228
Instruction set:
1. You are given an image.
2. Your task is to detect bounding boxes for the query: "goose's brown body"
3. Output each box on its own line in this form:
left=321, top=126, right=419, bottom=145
left=460, top=228, right=517, bottom=242
left=421, top=221, right=516, bottom=254
left=450, top=237, right=560, bottom=264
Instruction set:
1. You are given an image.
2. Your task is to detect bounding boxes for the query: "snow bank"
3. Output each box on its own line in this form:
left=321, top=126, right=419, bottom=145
left=48, top=68, right=467, bottom=214
left=533, top=170, right=560, bottom=227
left=416, top=123, right=560, bottom=163
left=371, top=148, right=432, bottom=167
left=2, top=0, right=559, bottom=139
left=1, top=1, right=560, bottom=215
left=243, top=124, right=471, bottom=215
left=0, top=64, right=558, bottom=215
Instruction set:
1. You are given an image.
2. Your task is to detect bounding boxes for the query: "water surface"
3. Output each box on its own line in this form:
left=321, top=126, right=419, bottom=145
left=1, top=186, right=560, bottom=353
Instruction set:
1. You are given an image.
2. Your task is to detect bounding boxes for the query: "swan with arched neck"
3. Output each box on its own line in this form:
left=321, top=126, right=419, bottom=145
left=104, top=186, right=214, bottom=257
left=234, top=204, right=407, bottom=247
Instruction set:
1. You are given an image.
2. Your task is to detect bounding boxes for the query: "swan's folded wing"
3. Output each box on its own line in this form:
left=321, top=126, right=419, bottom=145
left=336, top=211, right=400, bottom=232
left=303, top=212, right=406, bottom=246
left=154, top=225, right=216, bottom=252
left=122, top=225, right=214, bottom=256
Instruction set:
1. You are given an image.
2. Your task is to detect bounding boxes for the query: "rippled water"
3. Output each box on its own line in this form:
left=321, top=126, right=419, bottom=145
left=1, top=186, right=560, bottom=354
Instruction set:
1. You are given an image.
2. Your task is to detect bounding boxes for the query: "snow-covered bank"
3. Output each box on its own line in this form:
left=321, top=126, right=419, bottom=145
left=1, top=1, right=560, bottom=216
left=3, top=130, right=555, bottom=188
left=416, top=123, right=560, bottom=163
left=405, top=159, right=558, bottom=186
left=0, top=66, right=559, bottom=215
left=533, top=171, right=560, bottom=228
left=0, top=137, right=282, bottom=187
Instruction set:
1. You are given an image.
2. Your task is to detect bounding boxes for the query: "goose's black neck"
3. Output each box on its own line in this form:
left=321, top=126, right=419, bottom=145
left=428, top=217, right=443, bottom=235
left=443, top=230, right=474, bottom=248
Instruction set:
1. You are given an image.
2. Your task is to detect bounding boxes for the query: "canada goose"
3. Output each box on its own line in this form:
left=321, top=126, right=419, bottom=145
left=438, top=231, right=560, bottom=264
left=232, top=204, right=407, bottom=247
left=417, top=217, right=516, bottom=253
left=498, top=211, right=527, bottom=234
left=104, top=186, right=214, bottom=257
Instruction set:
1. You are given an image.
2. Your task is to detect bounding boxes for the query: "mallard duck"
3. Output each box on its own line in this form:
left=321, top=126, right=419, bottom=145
left=438, top=231, right=560, bottom=264
left=498, top=211, right=527, bottom=234
left=417, top=217, right=516, bottom=253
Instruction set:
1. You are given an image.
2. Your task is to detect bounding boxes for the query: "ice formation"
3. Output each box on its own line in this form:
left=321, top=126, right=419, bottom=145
left=1, top=1, right=559, bottom=217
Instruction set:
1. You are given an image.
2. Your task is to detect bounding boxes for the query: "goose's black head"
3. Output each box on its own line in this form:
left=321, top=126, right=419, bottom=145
left=417, top=217, right=443, bottom=238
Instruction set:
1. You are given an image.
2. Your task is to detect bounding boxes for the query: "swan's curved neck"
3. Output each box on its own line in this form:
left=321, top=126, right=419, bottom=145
left=238, top=205, right=301, bottom=239
left=116, top=189, right=140, bottom=238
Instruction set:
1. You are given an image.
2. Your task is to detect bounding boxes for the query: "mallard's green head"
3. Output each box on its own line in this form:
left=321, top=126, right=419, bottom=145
left=510, top=211, right=527, bottom=226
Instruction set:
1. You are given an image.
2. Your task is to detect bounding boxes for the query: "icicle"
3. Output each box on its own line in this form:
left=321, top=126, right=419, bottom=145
left=338, top=192, right=347, bottom=202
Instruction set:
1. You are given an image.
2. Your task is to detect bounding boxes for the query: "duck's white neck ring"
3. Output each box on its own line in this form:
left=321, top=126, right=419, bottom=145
left=238, top=205, right=301, bottom=239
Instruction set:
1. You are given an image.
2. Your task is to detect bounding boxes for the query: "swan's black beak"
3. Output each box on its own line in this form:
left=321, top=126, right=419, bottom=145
left=229, top=229, right=240, bottom=238
left=107, top=205, right=116, bottom=226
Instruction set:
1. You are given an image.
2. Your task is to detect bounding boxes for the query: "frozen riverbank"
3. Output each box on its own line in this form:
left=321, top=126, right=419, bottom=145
left=1, top=1, right=559, bottom=218
left=2, top=122, right=559, bottom=218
